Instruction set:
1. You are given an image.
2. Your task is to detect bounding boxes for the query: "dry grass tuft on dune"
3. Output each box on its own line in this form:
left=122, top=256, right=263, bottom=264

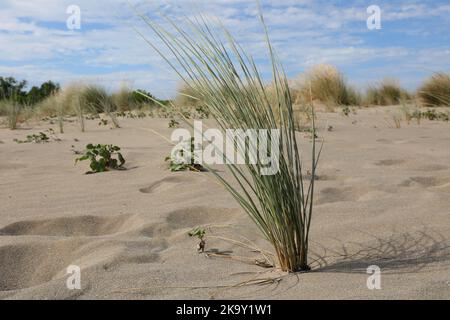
left=292, top=64, right=361, bottom=108
left=418, top=73, right=450, bottom=107
left=365, top=78, right=410, bottom=106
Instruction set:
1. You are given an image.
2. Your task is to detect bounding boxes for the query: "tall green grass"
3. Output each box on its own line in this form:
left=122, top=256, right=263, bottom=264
left=136, top=7, right=321, bottom=271
left=418, top=73, right=450, bottom=107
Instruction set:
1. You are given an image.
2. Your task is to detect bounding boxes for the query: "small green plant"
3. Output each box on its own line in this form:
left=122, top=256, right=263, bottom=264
left=14, top=132, right=50, bottom=144
left=341, top=106, right=351, bottom=117
left=165, top=138, right=205, bottom=172
left=195, top=105, right=210, bottom=119
left=98, top=119, right=109, bottom=126
left=188, top=227, right=206, bottom=253
left=168, top=119, right=180, bottom=128
left=410, top=109, right=449, bottom=122
left=76, top=144, right=126, bottom=173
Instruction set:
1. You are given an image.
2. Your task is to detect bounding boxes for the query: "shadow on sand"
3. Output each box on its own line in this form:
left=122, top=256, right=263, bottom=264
left=310, top=227, right=450, bottom=274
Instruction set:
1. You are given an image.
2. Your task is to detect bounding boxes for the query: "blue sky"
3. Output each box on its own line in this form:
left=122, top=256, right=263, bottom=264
left=0, top=0, right=449, bottom=99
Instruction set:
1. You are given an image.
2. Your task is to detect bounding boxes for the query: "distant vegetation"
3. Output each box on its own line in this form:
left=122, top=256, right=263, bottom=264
left=365, top=78, right=410, bottom=106
left=418, top=73, right=450, bottom=107
left=292, top=64, right=361, bottom=108
left=0, top=71, right=449, bottom=131
left=0, top=76, right=173, bottom=130
left=0, top=76, right=59, bottom=105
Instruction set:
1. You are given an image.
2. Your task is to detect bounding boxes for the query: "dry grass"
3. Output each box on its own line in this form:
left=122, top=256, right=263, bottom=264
left=175, top=83, right=203, bottom=107
left=365, top=78, right=410, bottom=106
left=292, top=64, right=361, bottom=109
left=417, top=73, right=450, bottom=107
left=0, top=100, right=22, bottom=129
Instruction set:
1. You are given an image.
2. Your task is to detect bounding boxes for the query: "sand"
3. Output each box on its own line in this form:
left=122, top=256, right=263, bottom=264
left=0, top=107, right=449, bottom=300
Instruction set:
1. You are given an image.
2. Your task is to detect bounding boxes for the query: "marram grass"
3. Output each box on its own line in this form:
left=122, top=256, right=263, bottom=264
left=418, top=73, right=450, bottom=107
left=136, top=7, right=321, bottom=272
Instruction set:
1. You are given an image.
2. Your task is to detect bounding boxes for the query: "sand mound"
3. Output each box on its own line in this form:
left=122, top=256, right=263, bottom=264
left=0, top=215, right=132, bottom=237
left=0, top=240, right=86, bottom=291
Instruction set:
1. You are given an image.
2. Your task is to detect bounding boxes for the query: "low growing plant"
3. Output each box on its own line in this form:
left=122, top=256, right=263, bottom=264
left=76, top=144, right=126, bottom=173
left=14, top=132, right=50, bottom=144
left=165, top=138, right=205, bottom=172
left=168, top=119, right=180, bottom=128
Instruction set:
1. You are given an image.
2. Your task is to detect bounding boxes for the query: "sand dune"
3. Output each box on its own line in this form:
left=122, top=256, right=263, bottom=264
left=0, top=107, right=449, bottom=299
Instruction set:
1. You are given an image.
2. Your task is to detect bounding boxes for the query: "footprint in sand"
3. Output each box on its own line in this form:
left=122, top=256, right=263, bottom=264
left=375, top=159, right=405, bottom=166
left=316, top=186, right=379, bottom=205
left=400, top=176, right=450, bottom=192
left=0, top=215, right=132, bottom=237
left=139, top=176, right=198, bottom=194
left=102, top=239, right=168, bottom=271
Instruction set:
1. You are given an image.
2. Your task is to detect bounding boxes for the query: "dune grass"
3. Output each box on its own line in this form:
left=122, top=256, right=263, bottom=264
left=292, top=64, right=360, bottom=108
left=0, top=100, right=22, bottom=129
left=81, top=85, right=120, bottom=128
left=418, top=73, right=450, bottom=107
left=365, top=78, right=410, bottom=106
left=136, top=7, right=321, bottom=272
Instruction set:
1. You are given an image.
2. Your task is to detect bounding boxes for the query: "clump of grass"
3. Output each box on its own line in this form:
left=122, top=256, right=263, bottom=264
left=111, top=85, right=134, bottom=112
left=292, top=64, right=360, bottom=108
left=0, top=100, right=22, bottom=129
left=175, top=83, right=203, bottom=107
left=365, top=78, right=410, bottom=106
left=81, top=85, right=120, bottom=128
left=418, top=73, right=450, bottom=107
left=137, top=6, right=321, bottom=272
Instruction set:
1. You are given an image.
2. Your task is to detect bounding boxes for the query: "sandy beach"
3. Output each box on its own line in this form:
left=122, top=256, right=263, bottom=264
left=1, top=107, right=449, bottom=300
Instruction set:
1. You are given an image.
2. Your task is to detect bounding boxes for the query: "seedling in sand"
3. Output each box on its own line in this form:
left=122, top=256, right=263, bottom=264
left=165, top=138, right=205, bottom=172
left=98, top=119, right=109, bottom=126
left=342, top=106, right=351, bottom=117
left=168, top=119, right=180, bottom=128
left=76, top=144, right=126, bottom=173
left=188, top=227, right=206, bottom=253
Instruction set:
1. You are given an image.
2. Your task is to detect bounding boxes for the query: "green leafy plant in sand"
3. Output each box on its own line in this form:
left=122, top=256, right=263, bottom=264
left=136, top=4, right=321, bottom=272
left=188, top=227, right=207, bottom=253
left=76, top=144, right=126, bottom=173
left=168, top=119, right=180, bottom=128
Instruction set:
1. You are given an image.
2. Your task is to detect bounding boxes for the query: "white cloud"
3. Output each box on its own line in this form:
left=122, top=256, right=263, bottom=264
left=0, top=0, right=449, bottom=97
